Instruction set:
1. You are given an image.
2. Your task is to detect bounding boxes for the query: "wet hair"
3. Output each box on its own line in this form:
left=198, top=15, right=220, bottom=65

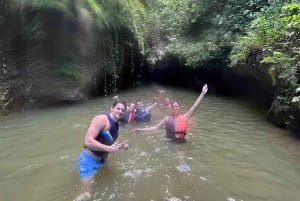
left=171, top=101, right=181, bottom=107
left=112, top=99, right=127, bottom=109
left=129, top=102, right=136, bottom=107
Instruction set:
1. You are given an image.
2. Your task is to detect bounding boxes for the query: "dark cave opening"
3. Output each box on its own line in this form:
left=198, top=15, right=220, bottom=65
left=150, top=56, right=274, bottom=107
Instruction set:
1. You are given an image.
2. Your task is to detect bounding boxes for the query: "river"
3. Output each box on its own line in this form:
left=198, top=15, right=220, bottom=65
left=0, top=86, right=300, bottom=201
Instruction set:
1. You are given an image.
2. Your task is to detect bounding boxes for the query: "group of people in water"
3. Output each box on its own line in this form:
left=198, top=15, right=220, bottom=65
left=74, top=84, right=208, bottom=201
left=117, top=89, right=171, bottom=124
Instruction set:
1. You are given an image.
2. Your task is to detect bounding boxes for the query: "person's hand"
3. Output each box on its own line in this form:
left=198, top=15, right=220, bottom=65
left=113, top=95, right=120, bottom=101
left=109, top=142, right=123, bottom=153
left=132, top=128, right=140, bottom=132
left=120, top=140, right=129, bottom=150
left=158, top=89, right=165, bottom=94
left=202, top=84, right=208, bottom=94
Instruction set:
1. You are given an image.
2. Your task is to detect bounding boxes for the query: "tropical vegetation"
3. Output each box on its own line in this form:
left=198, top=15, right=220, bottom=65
left=0, top=0, right=299, bottom=135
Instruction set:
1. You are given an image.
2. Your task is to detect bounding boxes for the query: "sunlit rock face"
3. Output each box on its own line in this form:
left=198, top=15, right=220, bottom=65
left=0, top=5, right=142, bottom=114
left=0, top=8, right=94, bottom=113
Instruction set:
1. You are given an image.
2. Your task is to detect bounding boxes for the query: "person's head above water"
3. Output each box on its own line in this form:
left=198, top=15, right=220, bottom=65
left=152, top=96, right=158, bottom=103
left=127, top=102, right=136, bottom=112
left=170, top=101, right=181, bottom=115
left=135, top=99, right=144, bottom=111
left=110, top=99, right=127, bottom=121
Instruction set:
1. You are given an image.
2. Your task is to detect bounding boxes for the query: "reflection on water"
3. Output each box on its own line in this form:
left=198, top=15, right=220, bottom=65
left=0, top=86, right=300, bottom=201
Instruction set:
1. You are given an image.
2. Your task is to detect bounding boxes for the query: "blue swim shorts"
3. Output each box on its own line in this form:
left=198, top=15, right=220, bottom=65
left=77, top=151, right=106, bottom=178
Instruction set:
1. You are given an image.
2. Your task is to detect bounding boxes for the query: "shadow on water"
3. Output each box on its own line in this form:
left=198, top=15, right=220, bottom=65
left=0, top=86, right=300, bottom=201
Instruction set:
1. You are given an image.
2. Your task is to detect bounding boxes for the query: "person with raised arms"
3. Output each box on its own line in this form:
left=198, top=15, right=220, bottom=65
left=134, top=99, right=158, bottom=122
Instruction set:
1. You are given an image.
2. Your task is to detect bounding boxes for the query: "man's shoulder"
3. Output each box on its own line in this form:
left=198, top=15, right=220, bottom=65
left=94, top=113, right=109, bottom=121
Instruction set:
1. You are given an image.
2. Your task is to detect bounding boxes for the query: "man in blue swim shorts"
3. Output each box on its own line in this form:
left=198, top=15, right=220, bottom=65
left=77, top=150, right=106, bottom=179
left=74, top=99, right=129, bottom=201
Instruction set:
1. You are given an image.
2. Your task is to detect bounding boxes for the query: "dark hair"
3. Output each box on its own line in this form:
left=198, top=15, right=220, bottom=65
left=129, top=102, right=136, bottom=107
left=171, top=101, right=180, bottom=107
left=112, top=99, right=127, bottom=109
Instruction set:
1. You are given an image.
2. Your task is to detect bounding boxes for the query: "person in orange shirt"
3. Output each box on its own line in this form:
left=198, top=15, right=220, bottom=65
left=120, top=102, right=136, bottom=123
